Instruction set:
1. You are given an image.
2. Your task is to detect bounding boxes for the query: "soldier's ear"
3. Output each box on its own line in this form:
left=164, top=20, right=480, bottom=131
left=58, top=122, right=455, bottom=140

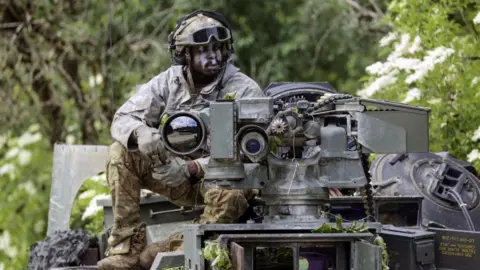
left=171, top=48, right=187, bottom=66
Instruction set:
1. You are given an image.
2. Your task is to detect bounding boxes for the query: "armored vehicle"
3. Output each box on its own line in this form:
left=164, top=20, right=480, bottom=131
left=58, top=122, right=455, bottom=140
left=32, top=82, right=480, bottom=270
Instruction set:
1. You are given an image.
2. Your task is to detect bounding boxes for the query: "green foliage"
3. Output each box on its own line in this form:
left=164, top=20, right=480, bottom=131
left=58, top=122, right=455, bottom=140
left=375, top=235, right=390, bottom=270
left=312, top=216, right=389, bottom=270
left=202, top=241, right=233, bottom=270
left=0, top=125, right=52, bottom=269
left=359, top=0, right=480, bottom=171
left=70, top=174, right=110, bottom=236
left=312, top=215, right=370, bottom=233
left=223, top=91, right=237, bottom=100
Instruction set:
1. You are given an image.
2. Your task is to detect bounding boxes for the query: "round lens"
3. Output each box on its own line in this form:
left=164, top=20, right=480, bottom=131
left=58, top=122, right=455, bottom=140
left=164, top=115, right=203, bottom=154
left=245, top=139, right=261, bottom=154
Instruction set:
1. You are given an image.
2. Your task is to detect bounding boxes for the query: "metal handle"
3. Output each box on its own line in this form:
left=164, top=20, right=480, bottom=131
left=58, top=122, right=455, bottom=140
left=149, top=205, right=205, bottom=218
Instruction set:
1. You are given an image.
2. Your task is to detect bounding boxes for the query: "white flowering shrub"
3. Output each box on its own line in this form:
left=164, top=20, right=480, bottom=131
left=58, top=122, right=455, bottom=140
left=69, top=173, right=110, bottom=236
left=0, top=125, right=52, bottom=269
left=359, top=0, right=480, bottom=171
left=0, top=125, right=111, bottom=269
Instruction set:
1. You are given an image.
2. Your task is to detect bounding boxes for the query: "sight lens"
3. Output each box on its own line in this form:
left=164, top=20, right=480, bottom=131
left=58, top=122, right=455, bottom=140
left=246, top=139, right=261, bottom=154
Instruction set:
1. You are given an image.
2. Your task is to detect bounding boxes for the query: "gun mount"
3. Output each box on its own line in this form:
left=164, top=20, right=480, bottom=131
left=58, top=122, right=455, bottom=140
left=160, top=87, right=430, bottom=226
left=40, top=82, right=480, bottom=270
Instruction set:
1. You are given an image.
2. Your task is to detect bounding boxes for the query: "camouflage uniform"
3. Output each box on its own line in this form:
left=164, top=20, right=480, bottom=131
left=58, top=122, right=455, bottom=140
left=97, top=62, right=264, bottom=270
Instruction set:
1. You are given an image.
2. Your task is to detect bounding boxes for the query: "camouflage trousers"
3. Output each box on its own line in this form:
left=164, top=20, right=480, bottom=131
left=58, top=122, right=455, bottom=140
left=105, top=141, right=256, bottom=250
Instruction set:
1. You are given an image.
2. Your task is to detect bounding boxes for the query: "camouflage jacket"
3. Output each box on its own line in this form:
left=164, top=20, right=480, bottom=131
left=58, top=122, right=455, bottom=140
left=111, top=63, right=264, bottom=150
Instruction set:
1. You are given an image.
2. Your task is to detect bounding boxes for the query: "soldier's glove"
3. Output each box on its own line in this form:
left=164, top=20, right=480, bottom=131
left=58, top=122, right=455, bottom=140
left=151, top=157, right=192, bottom=187
left=134, top=125, right=167, bottom=163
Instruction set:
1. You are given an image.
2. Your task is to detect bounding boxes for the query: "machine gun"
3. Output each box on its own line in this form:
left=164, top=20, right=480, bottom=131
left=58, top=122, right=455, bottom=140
left=157, top=84, right=431, bottom=270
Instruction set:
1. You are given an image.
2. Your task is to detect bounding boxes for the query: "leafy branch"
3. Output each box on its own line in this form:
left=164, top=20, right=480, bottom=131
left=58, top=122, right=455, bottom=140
left=202, top=241, right=233, bottom=270
left=312, top=215, right=389, bottom=270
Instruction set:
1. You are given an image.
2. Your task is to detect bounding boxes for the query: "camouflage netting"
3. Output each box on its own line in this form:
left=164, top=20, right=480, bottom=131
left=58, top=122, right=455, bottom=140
left=28, top=229, right=94, bottom=270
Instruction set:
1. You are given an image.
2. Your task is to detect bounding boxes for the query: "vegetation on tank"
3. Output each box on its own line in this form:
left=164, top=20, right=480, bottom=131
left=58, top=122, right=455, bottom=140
left=196, top=215, right=389, bottom=270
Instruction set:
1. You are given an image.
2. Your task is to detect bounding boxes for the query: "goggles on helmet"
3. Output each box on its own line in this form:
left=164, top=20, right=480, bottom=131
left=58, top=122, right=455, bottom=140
left=188, top=26, right=231, bottom=45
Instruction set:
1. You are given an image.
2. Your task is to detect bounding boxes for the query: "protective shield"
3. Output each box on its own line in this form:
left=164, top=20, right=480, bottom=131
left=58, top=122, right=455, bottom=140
left=47, top=144, right=109, bottom=235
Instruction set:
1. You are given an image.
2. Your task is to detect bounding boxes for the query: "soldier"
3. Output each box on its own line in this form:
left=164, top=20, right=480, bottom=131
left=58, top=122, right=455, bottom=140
left=97, top=10, right=264, bottom=270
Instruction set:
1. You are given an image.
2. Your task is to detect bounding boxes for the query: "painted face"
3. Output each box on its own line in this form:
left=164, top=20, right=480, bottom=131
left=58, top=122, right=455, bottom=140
left=190, top=42, right=224, bottom=77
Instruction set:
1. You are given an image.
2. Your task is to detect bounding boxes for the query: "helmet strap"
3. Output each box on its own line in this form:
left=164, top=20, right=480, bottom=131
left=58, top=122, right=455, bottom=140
left=185, top=49, right=198, bottom=100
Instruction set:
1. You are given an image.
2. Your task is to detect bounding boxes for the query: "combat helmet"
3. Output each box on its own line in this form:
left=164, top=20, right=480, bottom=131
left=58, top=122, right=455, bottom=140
left=168, top=10, right=234, bottom=66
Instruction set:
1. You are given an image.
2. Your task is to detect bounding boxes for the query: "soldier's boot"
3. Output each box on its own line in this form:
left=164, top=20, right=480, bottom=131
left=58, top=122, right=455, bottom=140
left=98, top=223, right=147, bottom=270
left=139, top=231, right=184, bottom=269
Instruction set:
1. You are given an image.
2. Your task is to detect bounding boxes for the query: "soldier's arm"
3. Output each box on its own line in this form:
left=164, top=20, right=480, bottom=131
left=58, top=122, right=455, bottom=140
left=220, top=71, right=265, bottom=99
left=235, top=74, right=265, bottom=99
left=110, top=73, right=169, bottom=151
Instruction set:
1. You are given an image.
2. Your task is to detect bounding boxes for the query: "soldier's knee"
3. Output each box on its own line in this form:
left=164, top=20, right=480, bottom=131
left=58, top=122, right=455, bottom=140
left=109, top=141, right=132, bottom=165
left=109, top=141, right=126, bottom=160
left=202, top=189, right=250, bottom=223
left=204, top=188, right=249, bottom=207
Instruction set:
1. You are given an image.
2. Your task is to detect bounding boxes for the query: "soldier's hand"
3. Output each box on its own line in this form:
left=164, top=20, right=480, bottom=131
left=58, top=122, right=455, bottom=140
left=135, top=125, right=167, bottom=163
left=151, top=157, right=191, bottom=187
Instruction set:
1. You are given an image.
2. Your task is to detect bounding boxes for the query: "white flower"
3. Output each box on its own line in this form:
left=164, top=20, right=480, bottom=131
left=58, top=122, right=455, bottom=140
left=90, top=173, right=106, bottom=182
left=88, top=76, right=96, bottom=88
left=408, top=35, right=422, bottom=54
left=443, top=74, right=456, bottom=83
left=28, top=124, right=40, bottom=133
left=19, top=181, right=36, bottom=195
left=467, top=149, right=480, bottom=163
left=0, top=231, right=16, bottom=258
left=403, top=88, right=421, bottom=103
left=0, top=262, right=4, bottom=270
left=5, top=246, right=17, bottom=258
left=66, top=134, right=76, bottom=145
left=388, top=33, right=411, bottom=60
left=34, top=220, right=45, bottom=234
left=89, top=74, right=104, bottom=88
left=0, top=164, right=15, bottom=178
left=405, top=46, right=455, bottom=84
left=5, top=147, right=20, bottom=159
left=18, top=150, right=32, bottom=166
left=471, top=77, right=479, bottom=86
left=95, top=74, right=104, bottom=85
left=17, top=132, right=42, bottom=147
left=392, top=57, right=422, bottom=71
left=366, top=62, right=389, bottom=75
left=79, top=190, right=97, bottom=200
left=0, top=231, right=10, bottom=251
left=357, top=70, right=399, bottom=97
left=472, top=126, right=480, bottom=141
left=82, top=194, right=109, bottom=220
left=379, top=32, right=397, bottom=47
left=473, top=12, right=480, bottom=24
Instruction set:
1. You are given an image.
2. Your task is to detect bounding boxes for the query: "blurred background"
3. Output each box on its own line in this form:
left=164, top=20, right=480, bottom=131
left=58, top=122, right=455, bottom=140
left=0, top=0, right=479, bottom=268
